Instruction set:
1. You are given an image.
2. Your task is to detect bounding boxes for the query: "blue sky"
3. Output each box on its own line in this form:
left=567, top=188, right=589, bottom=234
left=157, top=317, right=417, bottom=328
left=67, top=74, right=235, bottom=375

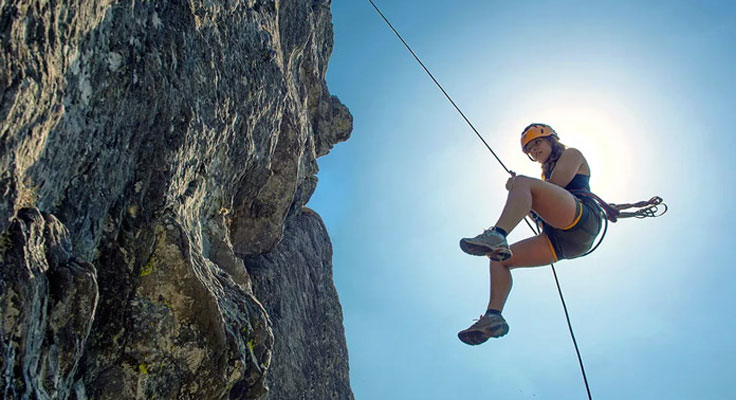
left=309, top=1, right=736, bottom=399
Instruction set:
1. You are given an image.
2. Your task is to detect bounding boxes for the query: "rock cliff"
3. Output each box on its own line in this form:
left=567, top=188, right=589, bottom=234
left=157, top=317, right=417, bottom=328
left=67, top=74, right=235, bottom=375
left=0, top=1, right=353, bottom=399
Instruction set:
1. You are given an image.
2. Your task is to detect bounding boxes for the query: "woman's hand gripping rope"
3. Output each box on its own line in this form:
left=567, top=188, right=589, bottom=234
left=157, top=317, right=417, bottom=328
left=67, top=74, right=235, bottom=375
left=505, top=171, right=517, bottom=191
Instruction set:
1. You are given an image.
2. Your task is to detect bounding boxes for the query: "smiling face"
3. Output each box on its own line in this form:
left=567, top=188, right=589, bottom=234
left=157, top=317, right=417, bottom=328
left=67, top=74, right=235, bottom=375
left=524, top=137, right=553, bottom=163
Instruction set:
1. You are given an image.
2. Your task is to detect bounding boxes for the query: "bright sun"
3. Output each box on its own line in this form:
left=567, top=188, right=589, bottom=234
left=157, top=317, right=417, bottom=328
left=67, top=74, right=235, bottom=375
left=545, top=106, right=636, bottom=201
left=499, top=99, right=640, bottom=202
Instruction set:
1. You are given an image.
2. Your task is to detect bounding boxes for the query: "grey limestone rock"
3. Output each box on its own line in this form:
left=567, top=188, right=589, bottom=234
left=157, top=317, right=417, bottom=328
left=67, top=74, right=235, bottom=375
left=0, top=209, right=98, bottom=399
left=0, top=0, right=353, bottom=399
left=246, top=208, right=353, bottom=400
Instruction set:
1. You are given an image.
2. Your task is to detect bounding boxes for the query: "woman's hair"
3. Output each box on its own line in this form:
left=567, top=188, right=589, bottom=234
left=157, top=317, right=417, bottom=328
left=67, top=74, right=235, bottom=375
left=541, top=136, right=567, bottom=180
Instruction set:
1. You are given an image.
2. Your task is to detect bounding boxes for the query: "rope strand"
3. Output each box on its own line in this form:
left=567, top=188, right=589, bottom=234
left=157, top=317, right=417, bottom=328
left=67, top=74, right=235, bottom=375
left=367, top=1, right=593, bottom=399
left=367, top=0, right=512, bottom=175
left=523, top=218, right=593, bottom=400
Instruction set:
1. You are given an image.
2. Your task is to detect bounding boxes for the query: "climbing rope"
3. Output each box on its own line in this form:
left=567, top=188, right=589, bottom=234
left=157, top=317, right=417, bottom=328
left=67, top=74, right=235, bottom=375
left=365, top=0, right=512, bottom=175
left=365, top=1, right=595, bottom=398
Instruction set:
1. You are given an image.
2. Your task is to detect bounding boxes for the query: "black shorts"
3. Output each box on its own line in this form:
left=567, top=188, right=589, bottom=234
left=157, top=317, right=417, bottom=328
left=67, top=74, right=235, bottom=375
left=542, top=197, right=603, bottom=261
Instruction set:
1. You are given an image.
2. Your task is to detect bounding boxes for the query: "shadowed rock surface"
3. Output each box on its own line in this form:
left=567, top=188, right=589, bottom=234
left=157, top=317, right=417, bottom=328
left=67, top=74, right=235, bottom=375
left=247, top=208, right=353, bottom=400
left=0, top=0, right=353, bottom=399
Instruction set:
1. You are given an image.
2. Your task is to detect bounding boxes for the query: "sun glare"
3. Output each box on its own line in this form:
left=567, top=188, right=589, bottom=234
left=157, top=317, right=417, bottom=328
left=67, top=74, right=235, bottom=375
left=542, top=106, right=636, bottom=200
left=494, top=95, right=642, bottom=202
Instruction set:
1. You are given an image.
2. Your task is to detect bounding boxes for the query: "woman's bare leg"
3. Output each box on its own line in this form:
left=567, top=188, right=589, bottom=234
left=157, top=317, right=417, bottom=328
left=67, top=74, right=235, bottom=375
left=494, top=175, right=579, bottom=233
left=487, top=233, right=557, bottom=312
left=457, top=233, right=558, bottom=345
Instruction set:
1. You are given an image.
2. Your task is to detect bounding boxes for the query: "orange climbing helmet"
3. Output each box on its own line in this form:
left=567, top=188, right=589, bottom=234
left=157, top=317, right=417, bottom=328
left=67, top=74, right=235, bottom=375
left=520, top=123, right=558, bottom=153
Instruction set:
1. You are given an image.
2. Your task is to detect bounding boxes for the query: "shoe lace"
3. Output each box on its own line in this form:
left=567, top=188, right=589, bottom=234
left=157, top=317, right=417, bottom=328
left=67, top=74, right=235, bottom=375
left=469, top=314, right=485, bottom=327
left=482, top=227, right=501, bottom=237
left=475, top=229, right=493, bottom=239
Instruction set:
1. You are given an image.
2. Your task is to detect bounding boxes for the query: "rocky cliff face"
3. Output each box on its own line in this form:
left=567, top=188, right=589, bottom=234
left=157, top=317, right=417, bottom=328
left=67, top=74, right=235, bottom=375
left=0, top=1, right=353, bottom=399
left=246, top=209, right=352, bottom=400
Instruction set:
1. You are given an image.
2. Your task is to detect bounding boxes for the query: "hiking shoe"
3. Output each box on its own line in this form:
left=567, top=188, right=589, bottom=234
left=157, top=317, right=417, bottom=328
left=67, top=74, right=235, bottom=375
left=458, top=313, right=509, bottom=345
left=459, top=228, right=512, bottom=261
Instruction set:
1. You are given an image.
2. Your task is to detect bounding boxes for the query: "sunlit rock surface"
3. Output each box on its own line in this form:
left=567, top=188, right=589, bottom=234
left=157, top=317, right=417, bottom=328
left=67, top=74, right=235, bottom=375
left=0, top=0, right=353, bottom=398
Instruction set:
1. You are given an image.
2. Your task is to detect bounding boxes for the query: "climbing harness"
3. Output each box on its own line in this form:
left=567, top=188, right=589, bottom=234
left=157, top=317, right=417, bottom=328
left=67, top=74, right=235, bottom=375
left=366, top=2, right=667, bottom=399
left=570, top=190, right=667, bottom=257
left=573, top=191, right=667, bottom=223
left=612, top=196, right=668, bottom=220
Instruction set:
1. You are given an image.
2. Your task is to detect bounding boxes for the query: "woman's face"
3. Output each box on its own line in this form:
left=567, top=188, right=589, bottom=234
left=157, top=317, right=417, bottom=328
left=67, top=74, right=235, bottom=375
left=525, top=137, right=552, bottom=163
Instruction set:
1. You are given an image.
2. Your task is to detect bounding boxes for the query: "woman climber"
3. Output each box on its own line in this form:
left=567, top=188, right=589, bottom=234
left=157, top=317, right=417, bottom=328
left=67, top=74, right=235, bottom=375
left=457, top=123, right=603, bottom=345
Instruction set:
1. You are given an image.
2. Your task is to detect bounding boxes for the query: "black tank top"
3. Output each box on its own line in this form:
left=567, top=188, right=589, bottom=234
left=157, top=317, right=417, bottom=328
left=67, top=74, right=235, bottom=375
left=565, top=174, right=590, bottom=191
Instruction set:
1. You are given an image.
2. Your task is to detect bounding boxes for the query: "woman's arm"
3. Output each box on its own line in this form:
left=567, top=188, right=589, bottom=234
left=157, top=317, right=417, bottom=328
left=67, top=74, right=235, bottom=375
left=548, top=148, right=585, bottom=187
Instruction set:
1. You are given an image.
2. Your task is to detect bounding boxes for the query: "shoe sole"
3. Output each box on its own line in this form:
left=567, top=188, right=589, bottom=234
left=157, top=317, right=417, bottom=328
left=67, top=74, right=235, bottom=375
left=458, top=323, right=510, bottom=345
left=459, top=239, right=512, bottom=261
left=488, top=248, right=512, bottom=262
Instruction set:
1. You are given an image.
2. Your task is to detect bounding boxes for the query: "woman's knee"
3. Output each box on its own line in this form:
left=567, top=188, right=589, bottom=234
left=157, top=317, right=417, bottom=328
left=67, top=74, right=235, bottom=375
left=513, top=175, right=532, bottom=186
left=506, top=175, right=529, bottom=194
left=510, top=175, right=543, bottom=191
